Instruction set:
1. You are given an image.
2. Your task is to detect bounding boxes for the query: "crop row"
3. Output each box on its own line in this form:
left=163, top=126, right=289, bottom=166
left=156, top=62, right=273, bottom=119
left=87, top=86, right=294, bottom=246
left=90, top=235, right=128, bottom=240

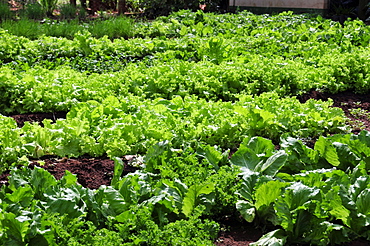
left=3, top=10, right=370, bottom=44
left=235, top=132, right=370, bottom=245
left=0, top=93, right=347, bottom=173
left=2, top=130, right=370, bottom=245
left=2, top=11, right=370, bottom=61
left=1, top=49, right=370, bottom=115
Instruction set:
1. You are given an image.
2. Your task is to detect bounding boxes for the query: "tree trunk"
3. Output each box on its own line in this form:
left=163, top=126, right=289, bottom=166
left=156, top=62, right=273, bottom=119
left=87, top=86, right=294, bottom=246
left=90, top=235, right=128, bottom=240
left=89, top=0, right=100, bottom=14
left=80, top=0, right=86, bottom=9
left=118, top=0, right=126, bottom=15
left=70, top=0, right=76, bottom=7
left=358, top=0, right=368, bottom=21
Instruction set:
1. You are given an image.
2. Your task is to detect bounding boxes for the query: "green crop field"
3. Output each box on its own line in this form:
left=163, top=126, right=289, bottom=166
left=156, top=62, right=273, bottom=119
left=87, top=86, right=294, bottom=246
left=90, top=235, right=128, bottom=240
left=1, top=10, right=370, bottom=245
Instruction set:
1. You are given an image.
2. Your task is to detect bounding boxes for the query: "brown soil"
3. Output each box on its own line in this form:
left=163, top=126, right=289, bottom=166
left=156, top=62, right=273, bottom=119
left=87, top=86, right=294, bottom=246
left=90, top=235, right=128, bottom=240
left=215, top=217, right=264, bottom=246
left=0, top=155, right=139, bottom=189
left=28, top=155, right=139, bottom=189
left=10, top=111, right=68, bottom=128
left=1, top=90, right=370, bottom=245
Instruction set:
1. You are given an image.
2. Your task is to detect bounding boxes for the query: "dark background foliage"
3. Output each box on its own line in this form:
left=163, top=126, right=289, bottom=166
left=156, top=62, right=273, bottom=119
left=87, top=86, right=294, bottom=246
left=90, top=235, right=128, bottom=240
left=141, top=0, right=228, bottom=18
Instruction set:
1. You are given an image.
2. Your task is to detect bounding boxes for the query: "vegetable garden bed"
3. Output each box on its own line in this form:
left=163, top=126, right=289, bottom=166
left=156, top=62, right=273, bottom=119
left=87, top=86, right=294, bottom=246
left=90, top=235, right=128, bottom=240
left=1, top=91, right=370, bottom=245
left=2, top=10, right=370, bottom=245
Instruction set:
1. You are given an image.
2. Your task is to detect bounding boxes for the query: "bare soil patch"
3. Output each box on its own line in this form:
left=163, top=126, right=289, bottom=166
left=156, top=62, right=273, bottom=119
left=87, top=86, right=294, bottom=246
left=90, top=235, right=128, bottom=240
left=10, top=111, right=67, bottom=128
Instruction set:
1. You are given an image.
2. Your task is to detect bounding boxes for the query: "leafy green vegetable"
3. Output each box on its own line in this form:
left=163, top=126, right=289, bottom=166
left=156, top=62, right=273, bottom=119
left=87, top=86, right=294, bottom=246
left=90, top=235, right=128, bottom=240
left=182, top=183, right=214, bottom=217
left=230, top=137, right=287, bottom=176
left=250, top=229, right=287, bottom=246
left=2, top=9, right=370, bottom=245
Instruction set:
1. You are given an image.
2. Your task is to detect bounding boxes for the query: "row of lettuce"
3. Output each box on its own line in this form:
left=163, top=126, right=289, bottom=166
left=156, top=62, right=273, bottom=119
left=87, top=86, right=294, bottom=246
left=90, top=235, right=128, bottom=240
left=3, top=10, right=370, bottom=44
left=1, top=10, right=370, bottom=245
left=3, top=10, right=370, bottom=68
left=1, top=53, right=370, bottom=115
left=3, top=126, right=370, bottom=245
left=1, top=12, right=370, bottom=113
left=0, top=93, right=347, bottom=173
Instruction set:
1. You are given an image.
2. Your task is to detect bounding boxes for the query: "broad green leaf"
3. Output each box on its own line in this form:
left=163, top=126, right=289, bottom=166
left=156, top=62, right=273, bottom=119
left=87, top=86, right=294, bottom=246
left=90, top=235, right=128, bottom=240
left=293, top=210, right=315, bottom=240
left=357, top=130, right=370, bottom=148
left=196, top=144, right=223, bottom=170
left=115, top=210, right=135, bottom=223
left=144, top=140, right=170, bottom=172
left=99, top=186, right=127, bottom=215
left=333, top=142, right=360, bottom=168
left=159, top=185, right=183, bottom=213
left=179, top=26, right=188, bottom=36
left=8, top=168, right=32, bottom=190
left=325, top=187, right=351, bottom=226
left=260, top=150, right=288, bottom=176
left=349, top=176, right=369, bottom=201
left=195, top=22, right=204, bottom=36
left=30, top=167, right=57, bottom=199
left=2, top=212, right=30, bottom=243
left=255, top=180, right=288, bottom=210
left=346, top=137, right=370, bottom=159
left=5, top=185, right=34, bottom=207
left=59, top=170, right=78, bottom=188
left=28, top=234, right=49, bottom=246
left=162, top=179, right=187, bottom=212
left=45, top=187, right=86, bottom=218
left=230, top=145, right=262, bottom=172
left=118, top=175, right=139, bottom=204
left=54, top=141, right=81, bottom=157
left=236, top=200, right=255, bottom=222
left=274, top=200, right=293, bottom=232
left=315, top=136, right=340, bottom=166
left=67, top=118, right=90, bottom=136
left=118, top=172, right=152, bottom=205
left=236, top=171, right=259, bottom=201
left=203, top=25, right=213, bottom=36
left=255, top=108, right=275, bottom=123
left=294, top=168, right=330, bottom=189
left=356, top=189, right=370, bottom=215
left=111, top=157, right=124, bottom=188
left=234, top=105, right=248, bottom=116
left=144, top=180, right=185, bottom=214
left=182, top=183, right=214, bottom=217
left=245, top=136, right=275, bottom=158
left=281, top=136, right=318, bottom=168
left=314, top=221, right=351, bottom=246
left=279, top=182, right=320, bottom=211
left=250, top=229, right=287, bottom=246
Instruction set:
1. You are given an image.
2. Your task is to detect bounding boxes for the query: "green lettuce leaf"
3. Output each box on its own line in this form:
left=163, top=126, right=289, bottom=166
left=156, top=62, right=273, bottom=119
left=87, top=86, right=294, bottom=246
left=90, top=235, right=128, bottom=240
left=250, top=229, right=287, bottom=246
left=315, top=136, right=340, bottom=167
left=182, top=183, right=214, bottom=217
